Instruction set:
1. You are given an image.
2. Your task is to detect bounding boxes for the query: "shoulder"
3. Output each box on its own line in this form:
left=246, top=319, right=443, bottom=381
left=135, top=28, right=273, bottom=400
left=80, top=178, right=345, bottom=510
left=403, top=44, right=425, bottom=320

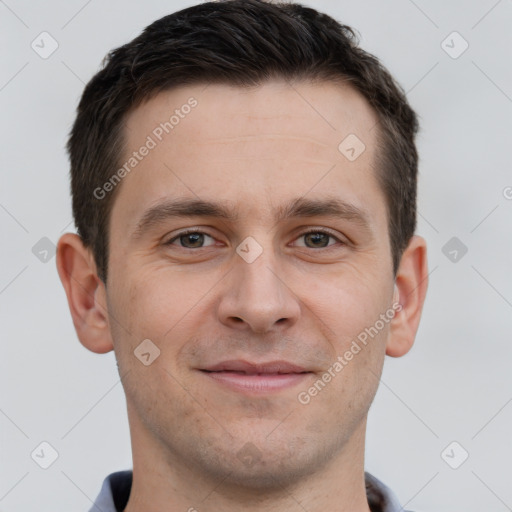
left=89, top=470, right=132, bottom=512
left=365, top=471, right=414, bottom=512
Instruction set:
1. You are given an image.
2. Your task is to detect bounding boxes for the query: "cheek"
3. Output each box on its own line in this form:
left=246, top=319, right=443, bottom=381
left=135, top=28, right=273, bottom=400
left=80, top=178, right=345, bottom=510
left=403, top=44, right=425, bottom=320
left=301, top=268, right=389, bottom=344
left=110, top=262, right=197, bottom=338
left=107, top=261, right=221, bottom=378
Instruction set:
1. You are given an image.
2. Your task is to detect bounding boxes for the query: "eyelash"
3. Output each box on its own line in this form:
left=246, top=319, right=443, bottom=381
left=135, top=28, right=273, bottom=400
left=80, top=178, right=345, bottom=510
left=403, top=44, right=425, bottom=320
left=165, top=228, right=344, bottom=249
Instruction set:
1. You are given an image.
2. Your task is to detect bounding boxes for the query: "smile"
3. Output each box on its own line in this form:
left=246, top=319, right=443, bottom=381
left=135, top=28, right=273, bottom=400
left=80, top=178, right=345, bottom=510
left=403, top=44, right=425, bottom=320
left=199, top=360, right=313, bottom=394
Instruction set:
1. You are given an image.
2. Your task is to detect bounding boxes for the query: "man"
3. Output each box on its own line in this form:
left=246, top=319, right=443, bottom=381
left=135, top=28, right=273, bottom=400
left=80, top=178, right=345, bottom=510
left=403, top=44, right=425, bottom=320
left=56, top=1, right=428, bottom=511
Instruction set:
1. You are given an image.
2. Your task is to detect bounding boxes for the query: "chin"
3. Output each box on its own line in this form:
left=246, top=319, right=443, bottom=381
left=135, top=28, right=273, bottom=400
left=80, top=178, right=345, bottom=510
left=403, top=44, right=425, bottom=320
left=190, top=436, right=331, bottom=493
left=211, top=457, right=316, bottom=493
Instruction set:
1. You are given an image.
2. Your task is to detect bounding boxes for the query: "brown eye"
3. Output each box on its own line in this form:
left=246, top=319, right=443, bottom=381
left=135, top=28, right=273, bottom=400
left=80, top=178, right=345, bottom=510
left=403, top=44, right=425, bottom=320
left=166, top=231, right=216, bottom=248
left=179, top=233, right=205, bottom=248
left=303, top=232, right=331, bottom=248
left=293, top=229, right=341, bottom=249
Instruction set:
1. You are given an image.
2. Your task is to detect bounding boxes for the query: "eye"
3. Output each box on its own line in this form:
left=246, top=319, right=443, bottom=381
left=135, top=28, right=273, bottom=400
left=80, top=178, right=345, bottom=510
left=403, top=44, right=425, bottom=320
left=164, top=228, right=344, bottom=250
left=292, top=229, right=343, bottom=249
left=165, top=229, right=217, bottom=249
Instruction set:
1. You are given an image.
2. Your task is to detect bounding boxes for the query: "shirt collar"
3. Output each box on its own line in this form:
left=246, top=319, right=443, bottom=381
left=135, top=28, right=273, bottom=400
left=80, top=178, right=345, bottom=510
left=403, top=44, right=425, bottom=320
left=90, top=470, right=410, bottom=512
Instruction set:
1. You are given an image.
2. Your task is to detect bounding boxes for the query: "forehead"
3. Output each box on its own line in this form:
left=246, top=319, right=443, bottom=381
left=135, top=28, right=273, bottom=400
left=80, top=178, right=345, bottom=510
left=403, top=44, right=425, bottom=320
left=125, top=79, right=378, bottom=154
left=112, top=80, right=384, bottom=233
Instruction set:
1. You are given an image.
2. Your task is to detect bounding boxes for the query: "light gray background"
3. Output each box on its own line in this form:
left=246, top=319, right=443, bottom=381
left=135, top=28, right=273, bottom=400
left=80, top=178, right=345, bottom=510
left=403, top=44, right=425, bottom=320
left=1, top=1, right=511, bottom=511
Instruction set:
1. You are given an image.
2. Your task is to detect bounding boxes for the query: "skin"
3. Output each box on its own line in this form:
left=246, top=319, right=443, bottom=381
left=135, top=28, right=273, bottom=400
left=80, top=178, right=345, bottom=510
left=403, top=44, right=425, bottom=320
left=57, top=80, right=428, bottom=512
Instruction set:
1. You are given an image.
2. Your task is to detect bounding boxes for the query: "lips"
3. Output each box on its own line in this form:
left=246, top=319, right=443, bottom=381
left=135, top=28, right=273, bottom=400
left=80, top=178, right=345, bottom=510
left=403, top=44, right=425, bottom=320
left=201, top=360, right=310, bottom=375
left=199, top=360, right=312, bottom=394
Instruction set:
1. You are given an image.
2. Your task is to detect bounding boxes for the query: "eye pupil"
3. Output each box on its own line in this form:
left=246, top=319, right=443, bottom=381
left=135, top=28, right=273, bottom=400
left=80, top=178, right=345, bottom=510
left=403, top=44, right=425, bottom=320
left=181, top=233, right=204, bottom=248
left=305, top=232, right=329, bottom=248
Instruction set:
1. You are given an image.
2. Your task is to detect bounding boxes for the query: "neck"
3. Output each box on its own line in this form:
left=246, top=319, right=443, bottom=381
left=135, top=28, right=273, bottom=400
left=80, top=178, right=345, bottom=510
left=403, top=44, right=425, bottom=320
left=123, top=408, right=372, bottom=512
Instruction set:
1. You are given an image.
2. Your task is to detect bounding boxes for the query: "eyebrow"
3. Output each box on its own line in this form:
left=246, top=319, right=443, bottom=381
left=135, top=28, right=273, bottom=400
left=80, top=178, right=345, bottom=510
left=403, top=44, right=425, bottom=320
left=131, top=196, right=373, bottom=239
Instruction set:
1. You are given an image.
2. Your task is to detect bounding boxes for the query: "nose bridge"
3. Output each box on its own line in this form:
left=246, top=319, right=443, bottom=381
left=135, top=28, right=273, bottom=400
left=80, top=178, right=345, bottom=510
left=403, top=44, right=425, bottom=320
left=217, top=236, right=300, bottom=333
left=238, top=246, right=283, bottom=301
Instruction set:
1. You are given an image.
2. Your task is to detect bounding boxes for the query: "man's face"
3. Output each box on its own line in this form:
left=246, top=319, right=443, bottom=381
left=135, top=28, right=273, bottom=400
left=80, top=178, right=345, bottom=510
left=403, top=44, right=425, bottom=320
left=106, top=80, right=395, bottom=487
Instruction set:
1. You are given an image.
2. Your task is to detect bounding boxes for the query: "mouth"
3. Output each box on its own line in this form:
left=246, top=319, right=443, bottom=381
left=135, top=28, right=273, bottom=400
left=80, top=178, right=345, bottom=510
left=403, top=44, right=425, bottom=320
left=199, top=360, right=313, bottom=394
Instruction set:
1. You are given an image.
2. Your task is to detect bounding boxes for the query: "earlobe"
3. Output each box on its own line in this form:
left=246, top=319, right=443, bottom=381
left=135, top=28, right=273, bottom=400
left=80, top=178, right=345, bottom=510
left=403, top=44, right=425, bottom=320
left=385, top=235, right=428, bottom=358
left=56, top=233, right=114, bottom=354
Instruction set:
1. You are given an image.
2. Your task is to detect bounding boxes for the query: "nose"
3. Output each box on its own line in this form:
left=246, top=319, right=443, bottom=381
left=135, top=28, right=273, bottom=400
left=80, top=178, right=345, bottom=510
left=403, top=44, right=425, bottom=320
left=216, top=247, right=301, bottom=334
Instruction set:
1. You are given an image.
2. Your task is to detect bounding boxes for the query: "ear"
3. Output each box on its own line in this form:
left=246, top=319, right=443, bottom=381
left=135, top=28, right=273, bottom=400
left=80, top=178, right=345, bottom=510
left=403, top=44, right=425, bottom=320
left=386, top=235, right=428, bottom=358
left=56, top=233, right=114, bottom=354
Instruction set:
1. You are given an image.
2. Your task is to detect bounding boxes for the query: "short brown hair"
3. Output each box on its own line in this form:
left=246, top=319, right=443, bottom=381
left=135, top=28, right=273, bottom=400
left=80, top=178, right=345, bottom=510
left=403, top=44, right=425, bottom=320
left=67, top=0, right=419, bottom=282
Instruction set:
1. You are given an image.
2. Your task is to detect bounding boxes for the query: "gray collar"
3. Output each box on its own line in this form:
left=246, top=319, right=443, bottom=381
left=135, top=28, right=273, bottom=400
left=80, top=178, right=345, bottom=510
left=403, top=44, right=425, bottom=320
left=90, top=470, right=411, bottom=512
